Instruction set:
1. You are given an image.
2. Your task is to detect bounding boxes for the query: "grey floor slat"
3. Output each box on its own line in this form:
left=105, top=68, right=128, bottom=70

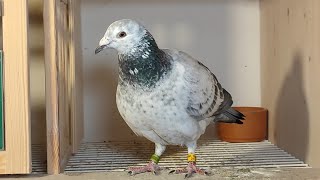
left=32, top=144, right=47, bottom=174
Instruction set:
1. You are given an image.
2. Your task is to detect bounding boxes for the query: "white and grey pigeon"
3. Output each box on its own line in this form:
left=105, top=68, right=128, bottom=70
left=95, top=19, right=245, bottom=178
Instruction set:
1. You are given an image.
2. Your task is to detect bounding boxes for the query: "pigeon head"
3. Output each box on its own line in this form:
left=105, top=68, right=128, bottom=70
left=95, top=19, right=153, bottom=55
left=95, top=19, right=171, bottom=87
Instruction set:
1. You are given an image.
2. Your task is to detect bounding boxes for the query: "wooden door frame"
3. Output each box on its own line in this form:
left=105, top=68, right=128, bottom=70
left=0, top=0, right=32, bottom=174
left=44, top=0, right=83, bottom=174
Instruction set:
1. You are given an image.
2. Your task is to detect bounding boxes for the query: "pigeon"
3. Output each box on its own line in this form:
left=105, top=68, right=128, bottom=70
left=95, top=19, right=245, bottom=178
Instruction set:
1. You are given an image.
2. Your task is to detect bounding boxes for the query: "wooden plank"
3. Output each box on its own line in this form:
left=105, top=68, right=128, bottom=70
left=68, top=0, right=84, bottom=153
left=44, top=0, right=73, bottom=174
left=44, top=0, right=83, bottom=174
left=260, top=0, right=320, bottom=168
left=58, top=1, right=72, bottom=171
left=0, top=51, right=3, bottom=150
left=0, top=151, right=7, bottom=173
left=1, top=0, right=32, bottom=174
left=43, top=0, right=60, bottom=174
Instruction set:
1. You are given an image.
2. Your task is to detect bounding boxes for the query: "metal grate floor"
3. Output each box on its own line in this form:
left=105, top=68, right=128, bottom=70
left=32, top=144, right=47, bottom=174
left=65, top=139, right=308, bottom=173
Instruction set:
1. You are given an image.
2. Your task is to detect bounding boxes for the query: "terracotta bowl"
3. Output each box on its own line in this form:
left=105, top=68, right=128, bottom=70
left=216, top=107, right=268, bottom=142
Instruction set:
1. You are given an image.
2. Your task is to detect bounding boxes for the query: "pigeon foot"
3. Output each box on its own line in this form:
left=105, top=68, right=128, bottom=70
left=169, top=162, right=210, bottom=178
left=127, top=161, right=161, bottom=176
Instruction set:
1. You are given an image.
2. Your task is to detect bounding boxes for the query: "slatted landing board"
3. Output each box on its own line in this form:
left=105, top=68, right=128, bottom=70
left=64, top=140, right=308, bottom=173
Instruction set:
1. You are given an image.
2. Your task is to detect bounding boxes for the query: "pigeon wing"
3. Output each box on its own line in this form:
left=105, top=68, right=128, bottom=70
left=163, top=49, right=227, bottom=120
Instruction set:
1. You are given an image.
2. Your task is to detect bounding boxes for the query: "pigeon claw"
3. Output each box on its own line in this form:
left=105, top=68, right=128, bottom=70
left=127, top=170, right=134, bottom=176
left=152, top=170, right=159, bottom=175
left=185, top=172, right=192, bottom=179
left=169, top=162, right=210, bottom=178
left=127, top=161, right=160, bottom=176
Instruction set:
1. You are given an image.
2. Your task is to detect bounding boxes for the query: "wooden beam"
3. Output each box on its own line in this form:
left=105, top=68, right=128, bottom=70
left=2, top=0, right=31, bottom=174
left=57, top=1, right=72, bottom=172
left=68, top=0, right=84, bottom=154
left=44, top=0, right=81, bottom=174
left=43, top=0, right=60, bottom=174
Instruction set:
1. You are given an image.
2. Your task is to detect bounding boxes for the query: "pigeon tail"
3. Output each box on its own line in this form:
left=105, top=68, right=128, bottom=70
left=213, top=108, right=245, bottom=124
left=213, top=89, right=245, bottom=124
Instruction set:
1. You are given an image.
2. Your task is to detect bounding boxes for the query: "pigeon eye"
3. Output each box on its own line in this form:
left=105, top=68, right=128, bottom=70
left=117, top=31, right=127, bottom=38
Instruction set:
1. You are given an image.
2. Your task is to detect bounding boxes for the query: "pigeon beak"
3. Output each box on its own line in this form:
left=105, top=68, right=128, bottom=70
left=95, top=45, right=107, bottom=54
left=95, top=37, right=112, bottom=54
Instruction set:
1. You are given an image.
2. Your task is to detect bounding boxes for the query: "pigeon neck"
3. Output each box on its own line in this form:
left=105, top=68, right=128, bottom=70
left=118, top=34, right=172, bottom=88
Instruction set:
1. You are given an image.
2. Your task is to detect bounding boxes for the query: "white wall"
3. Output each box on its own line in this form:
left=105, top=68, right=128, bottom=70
left=81, top=0, right=260, bottom=141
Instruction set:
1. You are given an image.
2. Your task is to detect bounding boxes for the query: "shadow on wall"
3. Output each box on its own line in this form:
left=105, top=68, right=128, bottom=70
left=274, top=52, right=309, bottom=162
left=31, top=106, right=46, bottom=144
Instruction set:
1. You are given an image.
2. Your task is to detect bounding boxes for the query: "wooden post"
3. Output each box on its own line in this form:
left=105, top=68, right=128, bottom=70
left=44, top=0, right=62, bottom=174
left=44, top=0, right=83, bottom=174
left=0, top=0, right=31, bottom=174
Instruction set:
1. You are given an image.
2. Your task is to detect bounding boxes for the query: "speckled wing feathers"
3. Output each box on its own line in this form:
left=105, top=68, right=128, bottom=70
left=163, top=49, right=225, bottom=121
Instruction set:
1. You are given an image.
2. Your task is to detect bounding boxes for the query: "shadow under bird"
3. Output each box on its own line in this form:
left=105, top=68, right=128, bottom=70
left=95, top=19, right=245, bottom=178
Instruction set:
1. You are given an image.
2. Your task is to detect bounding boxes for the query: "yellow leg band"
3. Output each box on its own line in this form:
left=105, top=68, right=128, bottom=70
left=187, top=153, right=196, bottom=162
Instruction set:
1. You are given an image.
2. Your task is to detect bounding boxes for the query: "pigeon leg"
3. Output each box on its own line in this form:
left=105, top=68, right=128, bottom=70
left=128, top=143, right=166, bottom=175
left=168, top=154, right=209, bottom=178
left=169, top=142, right=210, bottom=178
